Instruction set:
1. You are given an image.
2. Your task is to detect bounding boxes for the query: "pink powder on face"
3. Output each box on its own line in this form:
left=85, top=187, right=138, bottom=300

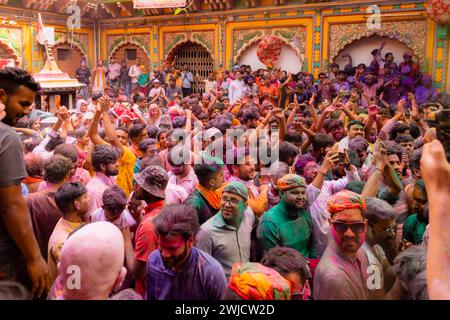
left=331, top=225, right=342, bottom=245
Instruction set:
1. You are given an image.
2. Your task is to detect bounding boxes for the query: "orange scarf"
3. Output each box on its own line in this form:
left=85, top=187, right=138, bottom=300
left=196, top=183, right=221, bottom=210
left=23, top=176, right=43, bottom=184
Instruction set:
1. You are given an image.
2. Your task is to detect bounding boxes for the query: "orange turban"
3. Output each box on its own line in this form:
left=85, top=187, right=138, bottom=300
left=327, top=190, right=366, bottom=214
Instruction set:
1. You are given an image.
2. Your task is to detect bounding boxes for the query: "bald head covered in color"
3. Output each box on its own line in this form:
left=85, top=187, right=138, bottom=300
left=57, top=222, right=127, bottom=300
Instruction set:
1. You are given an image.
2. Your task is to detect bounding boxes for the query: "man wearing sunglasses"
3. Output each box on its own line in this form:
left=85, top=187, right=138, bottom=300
left=314, top=190, right=370, bottom=300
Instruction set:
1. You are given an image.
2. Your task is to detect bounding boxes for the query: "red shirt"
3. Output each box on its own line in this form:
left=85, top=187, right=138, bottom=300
left=134, top=200, right=164, bottom=296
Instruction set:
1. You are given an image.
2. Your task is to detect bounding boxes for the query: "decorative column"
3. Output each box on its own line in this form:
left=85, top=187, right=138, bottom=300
left=434, top=24, right=448, bottom=91
left=313, top=10, right=322, bottom=77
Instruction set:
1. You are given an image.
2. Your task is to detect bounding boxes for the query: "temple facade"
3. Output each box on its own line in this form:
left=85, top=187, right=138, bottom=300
left=0, top=0, right=448, bottom=91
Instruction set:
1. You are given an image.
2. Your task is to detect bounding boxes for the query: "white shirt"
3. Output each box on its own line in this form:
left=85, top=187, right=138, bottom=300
left=228, top=79, right=246, bottom=104
left=128, top=65, right=141, bottom=83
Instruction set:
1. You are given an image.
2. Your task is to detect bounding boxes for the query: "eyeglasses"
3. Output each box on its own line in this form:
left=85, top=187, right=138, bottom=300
left=373, top=224, right=397, bottom=236
left=221, top=197, right=241, bottom=206
left=332, top=221, right=365, bottom=233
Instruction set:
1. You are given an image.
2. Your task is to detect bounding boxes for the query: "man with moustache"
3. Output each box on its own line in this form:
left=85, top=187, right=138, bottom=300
left=122, top=165, right=168, bottom=297
left=314, top=190, right=370, bottom=300
left=196, top=182, right=256, bottom=278
left=338, top=120, right=366, bottom=150
left=146, top=204, right=227, bottom=300
left=257, top=174, right=317, bottom=259
left=227, top=149, right=269, bottom=217
left=0, top=68, right=50, bottom=297
left=362, top=197, right=398, bottom=298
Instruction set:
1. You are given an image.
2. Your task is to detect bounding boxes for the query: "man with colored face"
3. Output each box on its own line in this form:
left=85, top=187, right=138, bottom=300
left=196, top=182, right=256, bottom=278
left=0, top=68, right=50, bottom=297
left=146, top=204, right=227, bottom=300
left=314, top=190, right=370, bottom=300
left=295, top=150, right=361, bottom=258
left=327, top=120, right=345, bottom=143
left=257, top=174, right=317, bottom=259
left=185, top=155, right=225, bottom=225
left=403, top=179, right=428, bottom=245
left=122, top=165, right=168, bottom=297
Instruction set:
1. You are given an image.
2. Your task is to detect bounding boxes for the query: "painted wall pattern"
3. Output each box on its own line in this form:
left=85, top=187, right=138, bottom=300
left=0, top=27, right=23, bottom=64
left=329, top=20, right=428, bottom=64
left=107, top=34, right=150, bottom=60
left=164, top=30, right=215, bottom=59
left=54, top=31, right=89, bottom=58
left=232, top=26, right=307, bottom=63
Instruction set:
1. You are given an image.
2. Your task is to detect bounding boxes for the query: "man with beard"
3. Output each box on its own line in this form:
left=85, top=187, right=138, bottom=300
left=362, top=197, right=398, bottom=298
left=85, top=144, right=119, bottom=216
left=196, top=182, right=255, bottom=278
left=0, top=68, right=50, bottom=298
left=146, top=204, right=227, bottom=300
left=402, top=179, right=428, bottom=245
left=122, top=165, right=168, bottom=297
left=314, top=190, right=370, bottom=300
left=326, top=119, right=346, bottom=143
left=185, top=155, right=225, bottom=225
left=338, top=120, right=366, bottom=150
left=295, top=150, right=360, bottom=258
left=257, top=174, right=318, bottom=259
left=227, top=149, right=269, bottom=217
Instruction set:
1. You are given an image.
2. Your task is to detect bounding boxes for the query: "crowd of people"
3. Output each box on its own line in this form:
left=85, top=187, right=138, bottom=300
left=0, top=42, right=449, bottom=300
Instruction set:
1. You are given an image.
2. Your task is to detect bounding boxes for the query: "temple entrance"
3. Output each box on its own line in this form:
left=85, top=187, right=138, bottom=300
left=334, top=35, right=417, bottom=70
left=111, top=44, right=150, bottom=68
left=170, top=41, right=214, bottom=94
left=52, top=43, right=85, bottom=78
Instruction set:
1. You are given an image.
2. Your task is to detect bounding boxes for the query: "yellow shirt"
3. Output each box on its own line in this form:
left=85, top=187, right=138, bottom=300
left=115, top=146, right=137, bottom=196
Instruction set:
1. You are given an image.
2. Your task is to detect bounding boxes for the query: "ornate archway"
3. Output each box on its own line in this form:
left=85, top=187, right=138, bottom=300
left=328, top=20, right=427, bottom=65
left=106, top=35, right=150, bottom=62
left=0, top=40, right=19, bottom=65
left=333, top=35, right=420, bottom=71
left=111, top=43, right=150, bottom=68
left=167, top=41, right=214, bottom=94
left=52, top=42, right=85, bottom=77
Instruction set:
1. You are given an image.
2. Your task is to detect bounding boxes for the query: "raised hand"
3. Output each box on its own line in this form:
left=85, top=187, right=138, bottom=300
left=271, top=107, right=285, bottom=120
left=373, top=139, right=388, bottom=170
left=321, top=150, right=341, bottom=173
left=397, top=98, right=407, bottom=116
left=291, top=120, right=305, bottom=132
left=369, top=104, right=380, bottom=117
left=98, top=95, right=112, bottom=113
left=57, top=106, right=70, bottom=122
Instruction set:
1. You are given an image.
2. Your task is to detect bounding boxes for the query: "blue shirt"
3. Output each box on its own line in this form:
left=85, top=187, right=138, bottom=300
left=146, top=247, right=227, bottom=300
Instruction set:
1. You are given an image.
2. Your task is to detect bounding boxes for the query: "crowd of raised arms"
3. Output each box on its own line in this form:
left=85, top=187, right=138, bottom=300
left=0, top=41, right=449, bottom=300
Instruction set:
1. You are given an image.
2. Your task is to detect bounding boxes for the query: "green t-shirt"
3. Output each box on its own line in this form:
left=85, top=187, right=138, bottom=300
left=402, top=214, right=427, bottom=245
left=257, top=200, right=316, bottom=258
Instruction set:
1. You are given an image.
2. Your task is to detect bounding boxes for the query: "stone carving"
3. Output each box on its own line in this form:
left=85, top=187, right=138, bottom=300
left=107, top=34, right=150, bottom=60
left=0, top=27, right=23, bottom=64
left=329, top=20, right=428, bottom=64
left=164, top=30, right=215, bottom=59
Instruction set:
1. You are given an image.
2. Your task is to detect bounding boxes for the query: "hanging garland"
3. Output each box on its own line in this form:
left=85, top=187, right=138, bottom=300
left=256, top=35, right=283, bottom=69
left=425, top=0, right=450, bottom=24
